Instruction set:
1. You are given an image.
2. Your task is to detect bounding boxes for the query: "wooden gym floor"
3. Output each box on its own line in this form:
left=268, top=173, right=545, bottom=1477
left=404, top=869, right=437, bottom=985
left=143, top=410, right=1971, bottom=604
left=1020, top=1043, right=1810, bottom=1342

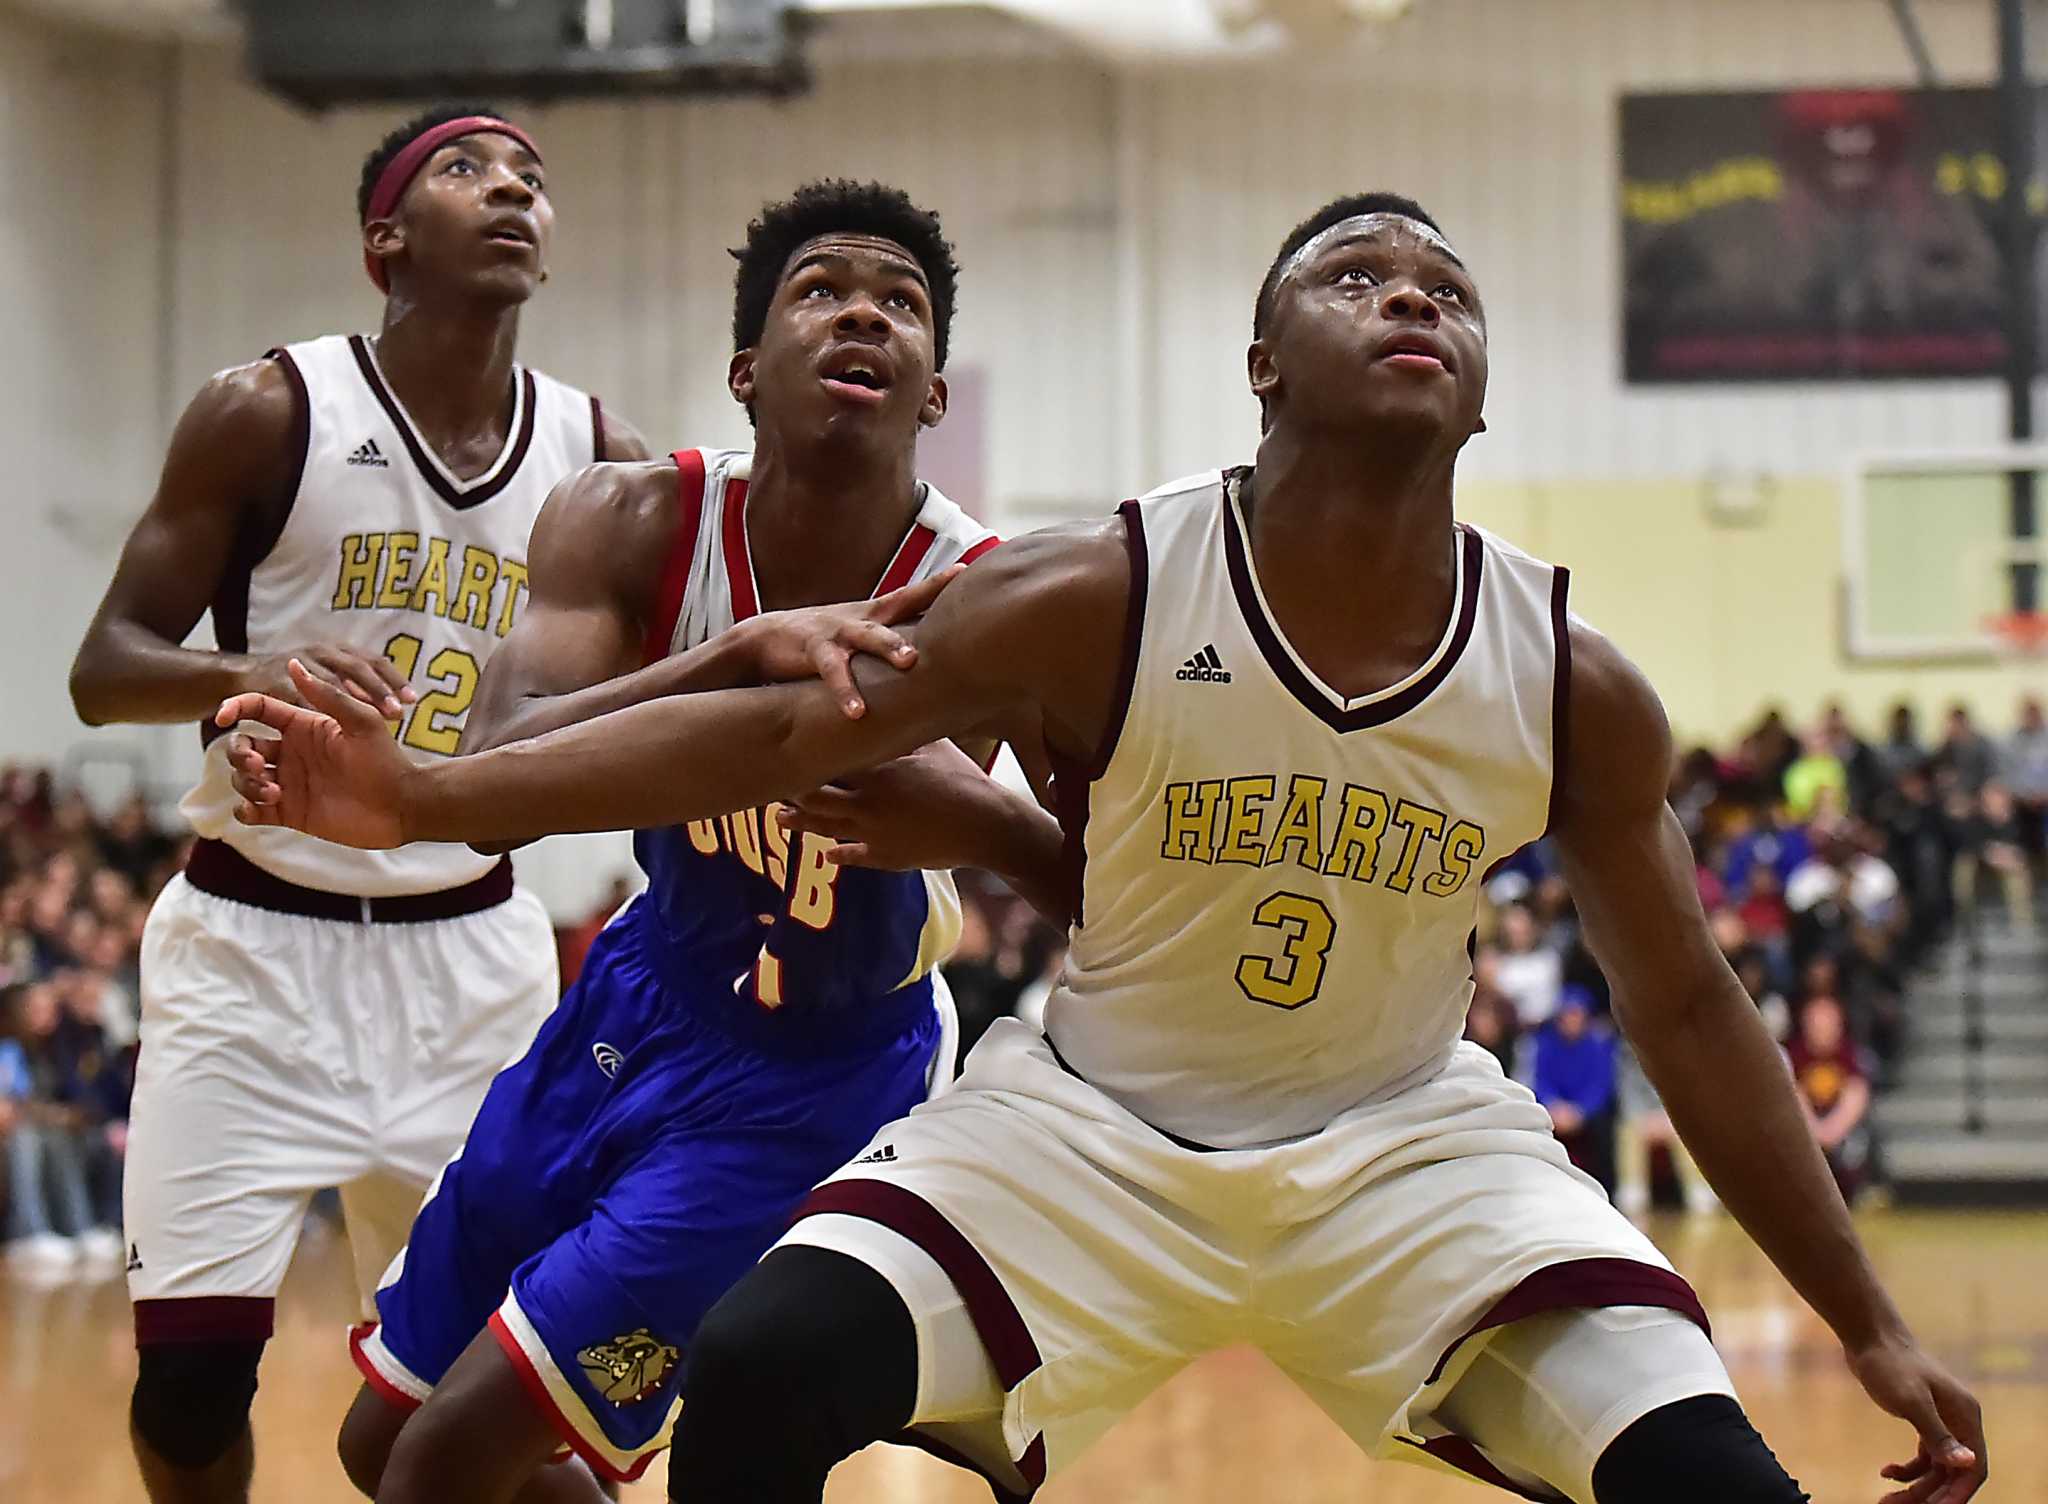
left=2, top=1209, right=2041, bottom=1502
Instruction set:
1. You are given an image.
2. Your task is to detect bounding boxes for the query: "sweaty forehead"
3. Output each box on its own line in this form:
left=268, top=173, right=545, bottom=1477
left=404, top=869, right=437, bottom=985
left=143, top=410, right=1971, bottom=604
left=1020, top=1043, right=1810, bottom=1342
left=780, top=233, right=927, bottom=286
left=1285, top=213, right=1463, bottom=280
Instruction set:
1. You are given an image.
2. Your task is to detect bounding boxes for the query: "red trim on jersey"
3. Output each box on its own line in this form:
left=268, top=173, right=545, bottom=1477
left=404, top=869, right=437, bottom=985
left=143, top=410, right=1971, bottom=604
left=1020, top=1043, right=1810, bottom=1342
left=895, top=1428, right=1039, bottom=1504
left=134, top=1296, right=275, bottom=1346
left=1423, top=1256, right=1710, bottom=1387
left=589, top=395, right=606, bottom=462
left=641, top=450, right=706, bottom=666
left=794, top=1179, right=1048, bottom=1490
left=349, top=1323, right=424, bottom=1414
left=721, top=477, right=759, bottom=621
left=486, top=1311, right=660, bottom=1483
left=958, top=535, right=1002, bottom=568
left=1543, top=566, right=1573, bottom=835
left=875, top=524, right=939, bottom=596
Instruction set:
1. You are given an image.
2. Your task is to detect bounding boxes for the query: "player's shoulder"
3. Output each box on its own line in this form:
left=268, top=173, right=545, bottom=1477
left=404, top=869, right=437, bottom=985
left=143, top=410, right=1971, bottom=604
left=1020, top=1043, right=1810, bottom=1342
left=953, top=514, right=1132, bottom=608
left=1132, top=465, right=1230, bottom=512
left=175, top=352, right=304, bottom=450
left=533, top=455, right=687, bottom=556
left=910, top=480, right=1000, bottom=562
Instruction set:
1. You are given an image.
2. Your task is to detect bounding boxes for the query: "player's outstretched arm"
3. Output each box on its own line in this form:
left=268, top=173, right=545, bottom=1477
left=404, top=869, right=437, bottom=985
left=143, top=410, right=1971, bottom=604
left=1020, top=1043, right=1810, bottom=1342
left=1551, top=624, right=1986, bottom=1504
left=220, top=520, right=1131, bottom=853
left=69, top=360, right=413, bottom=726
left=463, top=460, right=962, bottom=764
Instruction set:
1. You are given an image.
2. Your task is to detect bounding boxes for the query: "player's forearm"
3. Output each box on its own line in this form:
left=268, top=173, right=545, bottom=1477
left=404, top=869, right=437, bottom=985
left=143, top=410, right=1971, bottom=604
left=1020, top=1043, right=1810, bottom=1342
left=71, top=623, right=255, bottom=726
left=464, top=630, right=755, bottom=754
left=973, top=794, right=1072, bottom=926
left=404, top=676, right=938, bottom=846
left=1622, top=977, right=1908, bottom=1351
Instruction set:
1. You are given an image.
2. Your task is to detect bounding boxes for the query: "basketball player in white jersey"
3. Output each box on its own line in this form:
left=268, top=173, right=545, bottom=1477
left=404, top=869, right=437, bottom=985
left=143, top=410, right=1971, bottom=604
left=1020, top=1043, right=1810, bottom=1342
left=67, top=106, right=650, bottom=1503
left=213, top=193, right=1987, bottom=1504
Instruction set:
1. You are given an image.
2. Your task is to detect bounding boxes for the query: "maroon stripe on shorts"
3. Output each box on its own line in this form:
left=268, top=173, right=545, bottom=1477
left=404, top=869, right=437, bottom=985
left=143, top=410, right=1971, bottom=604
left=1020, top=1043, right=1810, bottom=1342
left=183, top=838, right=512, bottom=923
left=1425, top=1256, right=1711, bottom=1386
left=795, top=1178, right=1049, bottom=1489
left=134, top=1296, right=275, bottom=1346
left=1400, top=1435, right=1555, bottom=1501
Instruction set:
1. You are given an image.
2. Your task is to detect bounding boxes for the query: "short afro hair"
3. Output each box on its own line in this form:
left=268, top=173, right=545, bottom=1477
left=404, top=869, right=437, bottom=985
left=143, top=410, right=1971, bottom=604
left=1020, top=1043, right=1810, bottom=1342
left=730, top=180, right=959, bottom=370
left=1253, top=192, right=1445, bottom=340
left=357, top=103, right=512, bottom=223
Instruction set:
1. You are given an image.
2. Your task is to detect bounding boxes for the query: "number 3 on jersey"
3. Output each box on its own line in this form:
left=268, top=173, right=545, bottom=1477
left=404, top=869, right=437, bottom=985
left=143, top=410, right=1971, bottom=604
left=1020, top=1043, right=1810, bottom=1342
left=385, top=632, right=481, bottom=755
left=1235, top=890, right=1336, bottom=1009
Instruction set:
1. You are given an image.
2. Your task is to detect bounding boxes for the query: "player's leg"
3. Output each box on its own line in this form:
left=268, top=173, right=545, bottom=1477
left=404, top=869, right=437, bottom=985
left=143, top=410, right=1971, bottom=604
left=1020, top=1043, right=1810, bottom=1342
left=1429, top=1306, right=1805, bottom=1503
left=368, top=1330, right=616, bottom=1504
left=125, top=878, right=364, bottom=1504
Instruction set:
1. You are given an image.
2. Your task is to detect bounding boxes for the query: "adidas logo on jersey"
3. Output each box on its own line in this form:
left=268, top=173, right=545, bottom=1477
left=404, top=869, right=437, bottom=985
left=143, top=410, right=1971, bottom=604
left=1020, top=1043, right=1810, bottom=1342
left=346, top=438, right=390, bottom=468
left=851, top=1144, right=898, bottom=1166
left=1177, top=644, right=1233, bottom=684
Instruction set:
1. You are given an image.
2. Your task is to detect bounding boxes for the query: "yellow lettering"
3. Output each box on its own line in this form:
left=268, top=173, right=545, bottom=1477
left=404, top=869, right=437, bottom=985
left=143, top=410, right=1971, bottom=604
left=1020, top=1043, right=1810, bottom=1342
left=1323, top=784, right=1392, bottom=883
left=762, top=803, right=791, bottom=887
left=685, top=819, right=720, bottom=855
left=452, top=546, right=500, bottom=629
left=409, top=537, right=452, bottom=617
left=494, top=558, right=530, bottom=638
left=1263, top=775, right=1328, bottom=872
left=1214, top=776, right=1274, bottom=867
left=376, top=532, right=420, bottom=609
left=731, top=807, right=767, bottom=878
left=1384, top=799, right=1448, bottom=895
left=789, top=833, right=839, bottom=930
left=1160, top=780, right=1223, bottom=863
left=331, top=533, right=385, bottom=610
left=754, top=946, right=784, bottom=1009
left=1423, top=820, right=1486, bottom=897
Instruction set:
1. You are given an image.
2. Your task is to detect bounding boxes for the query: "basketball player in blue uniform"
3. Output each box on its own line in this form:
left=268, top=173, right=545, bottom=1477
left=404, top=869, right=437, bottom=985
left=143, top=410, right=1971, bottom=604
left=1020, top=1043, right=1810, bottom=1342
left=226, top=192, right=1985, bottom=1504
left=325, top=181, right=1052, bottom=1504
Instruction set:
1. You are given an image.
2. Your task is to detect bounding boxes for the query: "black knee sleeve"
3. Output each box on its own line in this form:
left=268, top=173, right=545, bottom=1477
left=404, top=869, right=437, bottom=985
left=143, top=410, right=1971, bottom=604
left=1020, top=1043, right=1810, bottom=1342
left=669, top=1245, right=919, bottom=1504
left=131, top=1339, right=266, bottom=1471
left=1593, top=1395, right=1808, bottom=1504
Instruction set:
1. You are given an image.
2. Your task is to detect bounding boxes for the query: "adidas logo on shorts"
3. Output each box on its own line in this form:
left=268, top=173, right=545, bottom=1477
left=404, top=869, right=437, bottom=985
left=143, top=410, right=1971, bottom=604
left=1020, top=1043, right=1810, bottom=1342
left=851, top=1144, right=898, bottom=1166
left=1177, top=644, right=1232, bottom=684
left=347, top=438, right=390, bottom=468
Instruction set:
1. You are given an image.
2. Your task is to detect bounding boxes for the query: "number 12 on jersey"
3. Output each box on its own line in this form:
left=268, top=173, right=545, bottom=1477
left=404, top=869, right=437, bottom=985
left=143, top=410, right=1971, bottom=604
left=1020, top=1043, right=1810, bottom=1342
left=385, top=632, right=481, bottom=756
left=1235, top=891, right=1336, bottom=1009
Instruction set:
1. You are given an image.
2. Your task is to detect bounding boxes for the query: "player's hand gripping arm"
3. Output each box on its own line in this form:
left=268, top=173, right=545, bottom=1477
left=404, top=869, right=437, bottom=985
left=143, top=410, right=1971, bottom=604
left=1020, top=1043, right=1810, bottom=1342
left=219, top=521, right=1131, bottom=856
left=1551, top=625, right=1986, bottom=1504
left=462, top=461, right=960, bottom=760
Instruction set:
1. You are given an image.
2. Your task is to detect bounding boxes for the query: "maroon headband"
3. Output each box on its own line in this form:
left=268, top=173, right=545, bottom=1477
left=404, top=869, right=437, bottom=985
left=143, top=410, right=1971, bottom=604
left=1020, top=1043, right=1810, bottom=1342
left=362, top=115, right=543, bottom=291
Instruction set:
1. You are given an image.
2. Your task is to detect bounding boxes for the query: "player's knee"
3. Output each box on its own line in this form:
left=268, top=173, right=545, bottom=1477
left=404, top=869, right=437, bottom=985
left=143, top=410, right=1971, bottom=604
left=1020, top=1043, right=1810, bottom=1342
left=1592, top=1395, right=1808, bottom=1504
left=336, top=1382, right=408, bottom=1498
left=130, top=1339, right=266, bottom=1472
left=679, top=1247, right=916, bottom=1475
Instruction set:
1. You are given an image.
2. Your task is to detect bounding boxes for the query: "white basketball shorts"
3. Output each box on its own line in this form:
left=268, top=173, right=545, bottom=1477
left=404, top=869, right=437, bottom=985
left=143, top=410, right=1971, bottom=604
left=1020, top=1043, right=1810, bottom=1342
left=778, top=1019, right=1725, bottom=1498
left=125, top=866, right=556, bottom=1341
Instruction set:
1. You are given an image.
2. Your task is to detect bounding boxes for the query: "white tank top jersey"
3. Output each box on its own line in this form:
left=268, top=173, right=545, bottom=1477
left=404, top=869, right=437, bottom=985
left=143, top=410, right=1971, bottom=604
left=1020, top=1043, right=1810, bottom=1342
left=182, top=333, right=603, bottom=896
left=1044, top=466, right=1570, bottom=1150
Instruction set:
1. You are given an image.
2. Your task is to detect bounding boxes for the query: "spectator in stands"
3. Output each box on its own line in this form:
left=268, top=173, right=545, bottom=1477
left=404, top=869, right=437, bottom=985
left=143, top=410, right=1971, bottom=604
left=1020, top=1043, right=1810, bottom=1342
left=1875, top=761, right=1953, bottom=957
left=1788, top=993, right=1873, bottom=1204
left=1733, top=949, right=1791, bottom=1043
left=1952, top=783, right=2035, bottom=933
left=1530, top=985, right=1617, bottom=1189
left=2, top=980, right=105, bottom=1269
left=939, top=893, right=1012, bottom=1058
left=2001, top=695, right=2048, bottom=856
left=1783, top=723, right=1849, bottom=820
left=1462, top=957, right=1519, bottom=1077
left=1737, top=863, right=1791, bottom=958
left=1934, top=703, right=1997, bottom=796
left=1491, top=902, right=1561, bottom=1029
left=1874, top=701, right=1925, bottom=783
left=1614, top=1040, right=1717, bottom=1219
left=1822, top=701, right=1885, bottom=810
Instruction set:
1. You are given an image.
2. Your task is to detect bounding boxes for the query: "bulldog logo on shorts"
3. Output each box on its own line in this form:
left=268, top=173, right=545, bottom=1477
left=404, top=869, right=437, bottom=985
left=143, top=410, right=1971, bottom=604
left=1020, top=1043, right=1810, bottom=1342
left=576, top=1329, right=681, bottom=1406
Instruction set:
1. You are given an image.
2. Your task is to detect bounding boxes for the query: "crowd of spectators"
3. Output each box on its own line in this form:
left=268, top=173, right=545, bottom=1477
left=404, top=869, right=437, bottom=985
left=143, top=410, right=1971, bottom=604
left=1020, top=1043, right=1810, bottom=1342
left=1465, top=694, right=2047, bottom=1211
left=0, top=768, right=181, bottom=1276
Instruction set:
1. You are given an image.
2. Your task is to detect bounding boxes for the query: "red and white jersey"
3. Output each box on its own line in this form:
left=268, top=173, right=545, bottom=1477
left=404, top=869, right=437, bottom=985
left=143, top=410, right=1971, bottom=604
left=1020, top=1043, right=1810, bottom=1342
left=644, top=446, right=999, bottom=660
left=183, top=333, right=603, bottom=896
left=1045, top=467, right=1570, bottom=1149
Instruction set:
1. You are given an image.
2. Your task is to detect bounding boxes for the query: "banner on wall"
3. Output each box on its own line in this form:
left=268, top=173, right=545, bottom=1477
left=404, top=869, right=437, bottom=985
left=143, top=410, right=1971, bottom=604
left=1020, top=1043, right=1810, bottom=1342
left=1620, top=87, right=2048, bottom=383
